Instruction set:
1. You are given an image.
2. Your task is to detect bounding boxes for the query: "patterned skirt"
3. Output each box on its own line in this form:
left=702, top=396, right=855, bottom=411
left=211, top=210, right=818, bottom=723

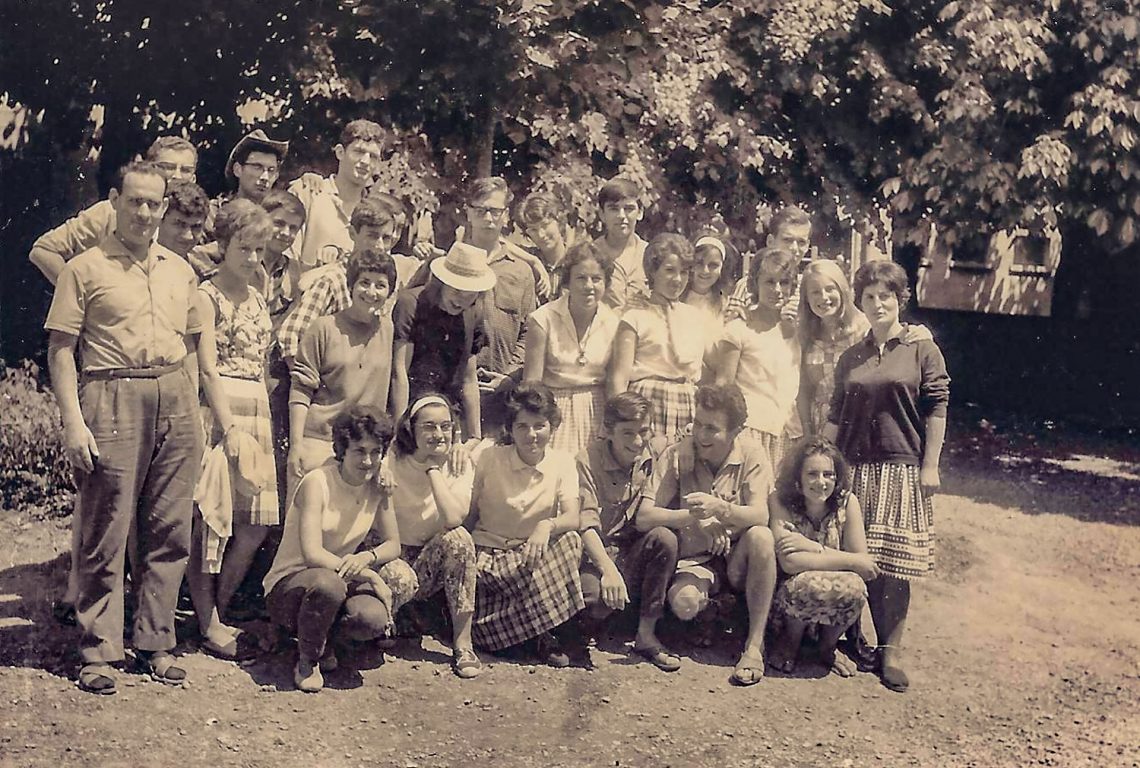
left=472, top=531, right=585, bottom=651
left=630, top=378, right=696, bottom=443
left=201, top=376, right=279, bottom=526
left=851, top=462, right=934, bottom=580
left=744, top=427, right=798, bottom=478
left=775, top=570, right=867, bottom=628
left=550, top=384, right=606, bottom=458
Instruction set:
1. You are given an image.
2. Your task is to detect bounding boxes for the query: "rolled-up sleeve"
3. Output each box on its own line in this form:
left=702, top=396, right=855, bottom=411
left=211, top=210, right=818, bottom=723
left=33, top=201, right=116, bottom=264
left=577, top=454, right=602, bottom=532
left=918, top=340, right=951, bottom=418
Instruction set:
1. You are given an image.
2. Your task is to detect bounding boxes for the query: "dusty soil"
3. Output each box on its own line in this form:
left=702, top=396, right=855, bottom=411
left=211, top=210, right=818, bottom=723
left=1, top=416, right=1139, bottom=768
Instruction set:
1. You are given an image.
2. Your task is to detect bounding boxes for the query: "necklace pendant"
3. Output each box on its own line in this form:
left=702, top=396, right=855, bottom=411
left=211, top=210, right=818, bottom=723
left=577, top=352, right=587, bottom=366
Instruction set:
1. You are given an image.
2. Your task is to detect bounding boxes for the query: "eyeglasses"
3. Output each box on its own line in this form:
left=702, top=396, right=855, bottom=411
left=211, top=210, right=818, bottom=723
left=470, top=205, right=507, bottom=218
left=240, top=161, right=279, bottom=176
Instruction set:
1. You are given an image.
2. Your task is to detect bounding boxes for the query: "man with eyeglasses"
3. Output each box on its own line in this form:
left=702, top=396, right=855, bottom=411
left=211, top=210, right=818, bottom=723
left=289, top=119, right=387, bottom=274
left=201, top=129, right=289, bottom=240
left=462, top=178, right=538, bottom=398
left=28, top=136, right=199, bottom=285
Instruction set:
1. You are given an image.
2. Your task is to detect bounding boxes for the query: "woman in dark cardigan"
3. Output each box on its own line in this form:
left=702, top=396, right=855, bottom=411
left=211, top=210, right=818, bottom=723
left=824, top=260, right=950, bottom=693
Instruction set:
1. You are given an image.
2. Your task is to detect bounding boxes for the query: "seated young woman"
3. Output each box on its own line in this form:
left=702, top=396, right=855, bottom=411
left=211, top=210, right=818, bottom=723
left=467, top=381, right=585, bottom=667
left=384, top=393, right=483, bottom=679
left=263, top=407, right=419, bottom=692
left=767, top=437, right=880, bottom=676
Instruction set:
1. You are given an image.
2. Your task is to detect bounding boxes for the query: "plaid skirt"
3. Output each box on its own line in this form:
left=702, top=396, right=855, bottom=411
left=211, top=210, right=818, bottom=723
left=744, top=427, right=798, bottom=478
left=472, top=531, right=585, bottom=651
left=851, top=462, right=934, bottom=581
left=550, top=384, right=606, bottom=458
left=630, top=378, right=696, bottom=443
left=201, top=376, right=279, bottom=526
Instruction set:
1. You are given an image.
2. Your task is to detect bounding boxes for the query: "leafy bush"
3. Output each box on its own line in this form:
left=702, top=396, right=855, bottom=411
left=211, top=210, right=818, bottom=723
left=0, top=359, right=74, bottom=517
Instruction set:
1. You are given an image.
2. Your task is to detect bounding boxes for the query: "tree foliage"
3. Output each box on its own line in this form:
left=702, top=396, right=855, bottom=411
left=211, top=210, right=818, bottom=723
left=3, top=0, right=1140, bottom=254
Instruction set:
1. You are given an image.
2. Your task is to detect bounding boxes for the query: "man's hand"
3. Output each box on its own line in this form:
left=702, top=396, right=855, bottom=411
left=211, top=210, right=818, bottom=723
left=600, top=565, right=629, bottom=610
left=704, top=520, right=732, bottom=557
left=477, top=367, right=508, bottom=394
left=64, top=421, right=100, bottom=474
left=683, top=492, right=725, bottom=522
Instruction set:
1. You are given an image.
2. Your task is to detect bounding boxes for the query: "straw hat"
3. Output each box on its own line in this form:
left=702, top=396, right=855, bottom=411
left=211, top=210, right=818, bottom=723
left=225, top=129, right=290, bottom=181
left=430, top=241, right=497, bottom=292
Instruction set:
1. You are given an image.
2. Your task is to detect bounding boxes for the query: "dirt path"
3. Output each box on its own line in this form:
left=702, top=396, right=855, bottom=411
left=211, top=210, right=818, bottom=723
left=2, top=425, right=1138, bottom=768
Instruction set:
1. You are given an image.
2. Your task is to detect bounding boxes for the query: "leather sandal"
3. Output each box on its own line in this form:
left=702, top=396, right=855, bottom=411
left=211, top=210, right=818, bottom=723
left=78, top=663, right=117, bottom=695
left=731, top=649, right=766, bottom=686
left=631, top=643, right=682, bottom=673
left=136, top=651, right=187, bottom=686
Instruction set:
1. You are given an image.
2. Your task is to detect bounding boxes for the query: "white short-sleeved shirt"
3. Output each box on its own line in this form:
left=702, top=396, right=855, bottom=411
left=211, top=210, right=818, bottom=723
left=529, top=295, right=620, bottom=389
left=722, top=317, right=801, bottom=436
left=620, top=300, right=704, bottom=384
left=45, top=236, right=201, bottom=371
left=470, top=444, right=578, bottom=549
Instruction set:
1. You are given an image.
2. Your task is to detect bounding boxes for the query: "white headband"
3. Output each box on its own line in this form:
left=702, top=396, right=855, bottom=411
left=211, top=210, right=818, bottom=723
left=694, top=236, right=727, bottom=259
left=409, top=395, right=450, bottom=420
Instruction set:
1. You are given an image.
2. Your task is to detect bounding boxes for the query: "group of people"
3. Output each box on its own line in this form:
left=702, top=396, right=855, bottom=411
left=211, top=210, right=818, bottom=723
left=34, top=119, right=950, bottom=697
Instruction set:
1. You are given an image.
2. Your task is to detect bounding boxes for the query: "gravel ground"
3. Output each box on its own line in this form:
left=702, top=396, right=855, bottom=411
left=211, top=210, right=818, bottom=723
left=1, top=419, right=1138, bottom=768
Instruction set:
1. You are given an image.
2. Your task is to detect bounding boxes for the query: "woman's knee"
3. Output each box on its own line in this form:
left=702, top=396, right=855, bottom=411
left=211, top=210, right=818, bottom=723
left=340, top=595, right=391, bottom=641
left=439, top=527, right=476, bottom=562
left=305, top=568, right=349, bottom=604
left=378, top=559, right=420, bottom=604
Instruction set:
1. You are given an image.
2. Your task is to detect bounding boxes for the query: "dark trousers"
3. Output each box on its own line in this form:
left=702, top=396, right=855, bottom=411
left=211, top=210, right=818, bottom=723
left=581, top=527, right=679, bottom=622
left=75, top=368, right=202, bottom=663
left=266, top=568, right=392, bottom=660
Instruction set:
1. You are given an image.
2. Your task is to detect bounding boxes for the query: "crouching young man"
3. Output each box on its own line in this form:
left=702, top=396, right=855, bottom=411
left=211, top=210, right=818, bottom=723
left=637, top=383, right=777, bottom=685
left=576, top=392, right=680, bottom=671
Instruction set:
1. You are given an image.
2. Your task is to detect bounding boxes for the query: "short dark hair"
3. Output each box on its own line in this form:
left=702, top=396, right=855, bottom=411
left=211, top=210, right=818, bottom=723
left=113, top=160, right=167, bottom=195
left=769, top=206, right=811, bottom=238
left=350, top=197, right=398, bottom=233
left=164, top=180, right=209, bottom=220
left=466, top=176, right=513, bottom=207
left=602, top=391, right=652, bottom=429
left=748, top=246, right=797, bottom=298
left=145, top=136, right=197, bottom=161
left=775, top=436, right=852, bottom=521
left=340, top=119, right=386, bottom=148
left=392, top=392, right=456, bottom=458
left=853, top=260, right=911, bottom=307
left=694, top=383, right=748, bottom=432
left=214, top=198, right=273, bottom=250
left=597, top=178, right=641, bottom=209
left=559, top=240, right=614, bottom=289
left=346, top=248, right=397, bottom=296
left=260, top=189, right=306, bottom=220
left=331, top=406, right=395, bottom=462
left=643, top=233, right=694, bottom=290
left=501, top=381, right=562, bottom=441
